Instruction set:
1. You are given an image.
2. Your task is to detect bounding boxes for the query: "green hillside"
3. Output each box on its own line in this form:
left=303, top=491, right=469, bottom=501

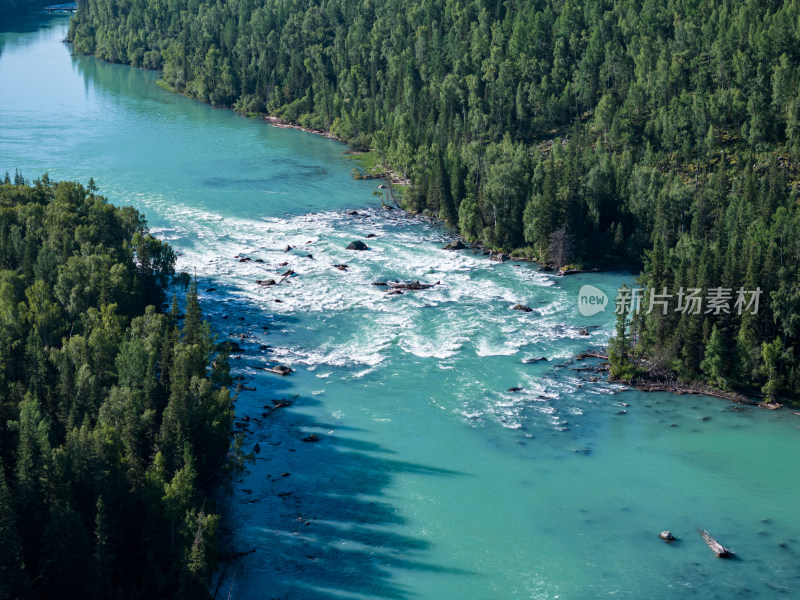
left=67, top=0, right=800, bottom=396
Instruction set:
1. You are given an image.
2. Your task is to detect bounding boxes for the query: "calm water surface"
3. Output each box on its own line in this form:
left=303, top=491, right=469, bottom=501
left=2, top=16, right=799, bottom=600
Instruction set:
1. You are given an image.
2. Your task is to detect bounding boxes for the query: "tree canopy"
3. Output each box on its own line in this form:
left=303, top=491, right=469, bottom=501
left=0, top=174, right=234, bottom=599
left=67, top=0, right=800, bottom=394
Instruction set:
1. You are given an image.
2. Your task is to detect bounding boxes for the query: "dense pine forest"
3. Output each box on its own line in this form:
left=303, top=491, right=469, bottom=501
left=0, top=175, right=234, bottom=600
left=67, top=0, right=800, bottom=395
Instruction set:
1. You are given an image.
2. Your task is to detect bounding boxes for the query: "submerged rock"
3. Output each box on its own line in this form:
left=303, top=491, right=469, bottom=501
left=256, top=279, right=276, bottom=286
left=346, top=240, right=368, bottom=250
left=302, top=433, right=321, bottom=443
left=523, top=356, right=548, bottom=363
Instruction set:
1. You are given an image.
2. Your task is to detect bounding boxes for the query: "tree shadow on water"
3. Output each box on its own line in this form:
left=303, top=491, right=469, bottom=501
left=213, top=356, right=470, bottom=600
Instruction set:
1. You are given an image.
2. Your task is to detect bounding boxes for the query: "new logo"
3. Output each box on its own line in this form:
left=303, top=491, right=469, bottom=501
left=578, top=285, right=608, bottom=317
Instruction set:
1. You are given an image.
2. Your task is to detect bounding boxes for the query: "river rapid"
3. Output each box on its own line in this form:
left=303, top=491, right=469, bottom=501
left=2, top=15, right=800, bottom=600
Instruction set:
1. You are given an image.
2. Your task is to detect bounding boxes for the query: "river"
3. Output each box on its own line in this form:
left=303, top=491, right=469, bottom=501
left=2, top=15, right=799, bottom=600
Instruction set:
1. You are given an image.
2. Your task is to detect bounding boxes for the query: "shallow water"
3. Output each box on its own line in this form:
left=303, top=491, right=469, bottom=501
left=2, top=16, right=800, bottom=600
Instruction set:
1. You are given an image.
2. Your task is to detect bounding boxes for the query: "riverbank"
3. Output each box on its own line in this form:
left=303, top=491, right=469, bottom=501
left=575, top=352, right=783, bottom=409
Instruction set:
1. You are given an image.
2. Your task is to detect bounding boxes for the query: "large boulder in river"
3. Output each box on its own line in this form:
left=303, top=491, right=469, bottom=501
left=443, top=240, right=466, bottom=250
left=512, top=304, right=533, bottom=312
left=346, top=240, right=369, bottom=250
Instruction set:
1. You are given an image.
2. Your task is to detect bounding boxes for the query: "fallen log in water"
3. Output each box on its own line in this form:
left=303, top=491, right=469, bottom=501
left=261, top=400, right=291, bottom=418
left=387, top=280, right=441, bottom=290
left=699, top=529, right=733, bottom=557
left=264, top=364, right=292, bottom=376
left=576, top=352, right=609, bottom=361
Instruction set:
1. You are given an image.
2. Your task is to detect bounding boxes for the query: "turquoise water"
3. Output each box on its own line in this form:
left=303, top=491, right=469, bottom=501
left=2, top=17, right=800, bottom=600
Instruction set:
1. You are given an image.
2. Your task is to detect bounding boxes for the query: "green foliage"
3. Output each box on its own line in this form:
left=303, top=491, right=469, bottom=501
left=66, top=0, right=800, bottom=398
left=0, top=177, right=234, bottom=599
left=609, top=287, right=639, bottom=381
left=761, top=336, right=783, bottom=401
left=67, top=0, right=800, bottom=262
left=0, top=458, right=29, bottom=599
left=701, top=324, right=727, bottom=389
left=623, top=157, right=800, bottom=398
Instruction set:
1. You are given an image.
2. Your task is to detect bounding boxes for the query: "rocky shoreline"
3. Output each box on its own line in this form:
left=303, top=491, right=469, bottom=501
left=574, top=352, right=782, bottom=409
left=262, top=115, right=342, bottom=140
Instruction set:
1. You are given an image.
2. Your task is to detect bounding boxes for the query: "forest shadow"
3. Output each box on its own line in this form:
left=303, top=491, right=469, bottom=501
left=199, top=277, right=472, bottom=600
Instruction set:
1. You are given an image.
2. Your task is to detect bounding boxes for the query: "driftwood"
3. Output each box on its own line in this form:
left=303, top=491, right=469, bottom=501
left=576, top=352, right=609, bottom=361
left=387, top=280, right=441, bottom=291
left=261, top=400, right=291, bottom=418
left=265, top=365, right=292, bottom=376
left=699, top=529, right=733, bottom=558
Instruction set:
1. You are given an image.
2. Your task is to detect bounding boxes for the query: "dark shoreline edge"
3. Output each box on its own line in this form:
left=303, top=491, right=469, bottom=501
left=575, top=352, right=783, bottom=409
